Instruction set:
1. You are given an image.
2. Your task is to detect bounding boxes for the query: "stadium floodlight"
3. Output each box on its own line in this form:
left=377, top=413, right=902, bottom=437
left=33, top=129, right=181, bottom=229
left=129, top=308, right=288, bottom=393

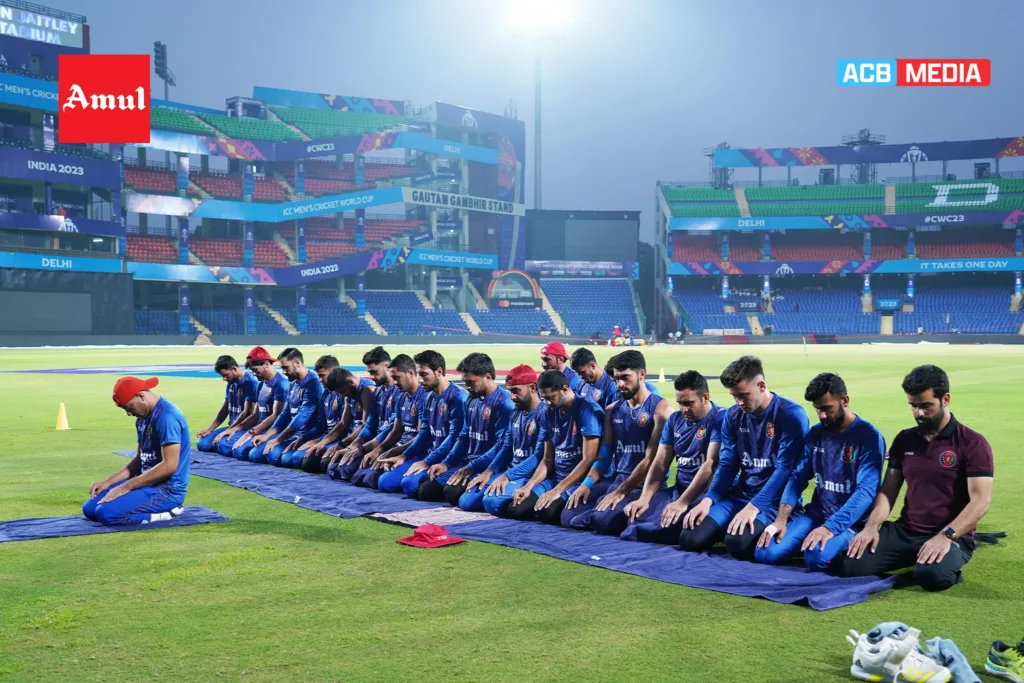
left=506, top=0, right=574, bottom=211
left=154, top=41, right=167, bottom=79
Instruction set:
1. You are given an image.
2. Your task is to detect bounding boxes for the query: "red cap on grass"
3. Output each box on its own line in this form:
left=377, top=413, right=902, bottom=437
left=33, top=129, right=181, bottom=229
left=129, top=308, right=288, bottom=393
left=245, top=346, right=276, bottom=366
left=396, top=524, right=465, bottom=549
left=507, top=364, right=539, bottom=385
left=112, top=376, right=159, bottom=407
left=541, top=341, right=568, bottom=359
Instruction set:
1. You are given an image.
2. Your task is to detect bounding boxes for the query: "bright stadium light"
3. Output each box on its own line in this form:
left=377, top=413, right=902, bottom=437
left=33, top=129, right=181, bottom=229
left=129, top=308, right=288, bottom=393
left=506, top=0, right=574, bottom=210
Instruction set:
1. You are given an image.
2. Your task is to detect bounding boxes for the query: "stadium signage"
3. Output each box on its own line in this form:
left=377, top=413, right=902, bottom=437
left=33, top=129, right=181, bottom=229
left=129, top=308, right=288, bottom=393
left=669, top=211, right=1020, bottom=232
left=58, top=55, right=151, bottom=144
left=669, top=258, right=1024, bottom=276
left=0, top=147, right=121, bottom=189
left=0, top=4, right=83, bottom=47
left=923, top=215, right=965, bottom=223
left=928, top=182, right=998, bottom=207
left=0, top=251, right=123, bottom=273
left=402, top=188, right=525, bottom=216
left=837, top=59, right=990, bottom=87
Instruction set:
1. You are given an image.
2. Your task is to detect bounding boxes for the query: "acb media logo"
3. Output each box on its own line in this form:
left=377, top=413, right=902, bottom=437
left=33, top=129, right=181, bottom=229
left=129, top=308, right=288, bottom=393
left=58, top=54, right=151, bottom=144
left=837, top=59, right=990, bottom=87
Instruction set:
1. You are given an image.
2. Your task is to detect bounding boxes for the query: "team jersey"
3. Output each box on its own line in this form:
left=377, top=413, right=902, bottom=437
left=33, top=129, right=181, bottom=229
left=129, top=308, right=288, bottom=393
left=272, top=369, right=323, bottom=435
left=396, top=385, right=429, bottom=446
left=226, top=371, right=259, bottom=423
left=562, top=365, right=584, bottom=393
left=579, top=372, right=619, bottom=410
left=255, top=372, right=289, bottom=422
left=705, top=393, right=810, bottom=511
left=608, top=392, right=666, bottom=478
left=305, top=390, right=344, bottom=440
left=346, top=378, right=375, bottom=432
left=418, top=382, right=469, bottom=463
left=660, top=403, right=724, bottom=488
left=357, top=383, right=399, bottom=442
left=447, top=386, right=516, bottom=473
left=135, top=397, right=191, bottom=496
left=486, top=402, right=548, bottom=478
left=782, top=416, right=886, bottom=534
left=544, top=396, right=604, bottom=483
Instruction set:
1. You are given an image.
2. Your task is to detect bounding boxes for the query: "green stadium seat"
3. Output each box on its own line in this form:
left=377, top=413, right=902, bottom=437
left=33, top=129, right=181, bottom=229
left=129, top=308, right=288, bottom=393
left=269, top=106, right=409, bottom=139
left=196, top=112, right=304, bottom=142
left=150, top=107, right=217, bottom=136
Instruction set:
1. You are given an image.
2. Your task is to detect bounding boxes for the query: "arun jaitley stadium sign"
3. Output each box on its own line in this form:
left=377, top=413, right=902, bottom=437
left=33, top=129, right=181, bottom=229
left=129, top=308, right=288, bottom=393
left=402, top=188, right=525, bottom=216
left=0, top=4, right=83, bottom=47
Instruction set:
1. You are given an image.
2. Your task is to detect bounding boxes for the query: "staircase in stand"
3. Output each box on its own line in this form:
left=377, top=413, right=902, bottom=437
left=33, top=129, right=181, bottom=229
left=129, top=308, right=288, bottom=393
left=734, top=187, right=751, bottom=218
left=190, top=315, right=211, bottom=336
left=256, top=300, right=299, bottom=335
left=747, top=313, right=763, bottom=336
left=415, top=292, right=435, bottom=310
left=274, top=231, right=297, bottom=264
left=460, top=312, right=481, bottom=335
left=363, top=312, right=387, bottom=335
left=884, top=185, right=897, bottom=214
left=538, top=287, right=568, bottom=335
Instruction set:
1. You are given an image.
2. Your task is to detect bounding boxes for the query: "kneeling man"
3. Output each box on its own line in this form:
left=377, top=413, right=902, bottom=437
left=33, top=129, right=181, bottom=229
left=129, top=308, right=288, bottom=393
left=84, top=377, right=191, bottom=526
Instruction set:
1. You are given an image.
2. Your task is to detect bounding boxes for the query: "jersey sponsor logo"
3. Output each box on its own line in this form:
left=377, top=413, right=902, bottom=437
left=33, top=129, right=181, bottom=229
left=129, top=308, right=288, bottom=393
left=677, top=455, right=701, bottom=467
left=696, top=426, right=706, bottom=440
left=766, top=422, right=775, bottom=439
left=527, top=420, right=536, bottom=435
left=939, top=450, right=957, bottom=468
left=741, top=451, right=770, bottom=469
left=842, top=445, right=854, bottom=463
left=638, top=412, right=649, bottom=427
left=483, top=406, right=492, bottom=420
left=814, top=473, right=853, bottom=494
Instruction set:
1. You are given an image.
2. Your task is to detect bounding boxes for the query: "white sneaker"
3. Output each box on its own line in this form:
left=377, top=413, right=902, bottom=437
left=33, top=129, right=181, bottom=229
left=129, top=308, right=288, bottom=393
left=145, top=506, right=185, bottom=524
left=846, top=629, right=951, bottom=683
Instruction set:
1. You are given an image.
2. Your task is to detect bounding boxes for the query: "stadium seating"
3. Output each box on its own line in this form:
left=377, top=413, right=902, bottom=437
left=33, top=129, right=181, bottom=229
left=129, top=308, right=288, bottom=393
left=662, top=187, right=737, bottom=202
left=363, top=291, right=471, bottom=336
left=540, top=279, right=641, bottom=335
left=763, top=289, right=880, bottom=335
left=282, top=160, right=413, bottom=182
left=253, top=177, right=289, bottom=202
left=124, top=166, right=179, bottom=194
left=133, top=306, right=180, bottom=335
left=150, top=107, right=217, bottom=136
left=190, top=238, right=241, bottom=266
left=471, top=309, right=556, bottom=336
left=192, top=307, right=244, bottom=335
left=269, top=106, right=409, bottom=139
left=196, top=113, right=303, bottom=142
left=305, top=291, right=375, bottom=335
left=894, top=287, right=1023, bottom=334
left=745, top=185, right=885, bottom=201
left=672, top=234, right=720, bottom=262
left=190, top=172, right=242, bottom=199
left=747, top=201, right=886, bottom=217
left=894, top=178, right=1024, bottom=197
left=126, top=235, right=177, bottom=263
left=254, top=241, right=290, bottom=267
left=670, top=203, right=741, bottom=218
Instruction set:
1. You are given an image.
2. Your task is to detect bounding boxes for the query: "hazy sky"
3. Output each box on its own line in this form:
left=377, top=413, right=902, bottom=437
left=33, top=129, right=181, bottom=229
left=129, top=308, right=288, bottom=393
left=47, top=0, right=1024, bottom=241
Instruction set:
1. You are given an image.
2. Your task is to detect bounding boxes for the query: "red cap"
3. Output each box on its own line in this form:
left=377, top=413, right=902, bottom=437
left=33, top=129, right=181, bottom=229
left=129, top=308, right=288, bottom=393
left=541, top=341, right=568, bottom=359
left=245, top=346, right=276, bottom=366
left=506, top=364, right=538, bottom=385
left=112, top=376, right=159, bottom=407
left=396, top=524, right=465, bottom=549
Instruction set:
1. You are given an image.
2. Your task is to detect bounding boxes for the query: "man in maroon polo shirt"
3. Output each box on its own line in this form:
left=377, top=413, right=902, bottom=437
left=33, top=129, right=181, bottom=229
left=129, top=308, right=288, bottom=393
left=839, top=364, right=993, bottom=591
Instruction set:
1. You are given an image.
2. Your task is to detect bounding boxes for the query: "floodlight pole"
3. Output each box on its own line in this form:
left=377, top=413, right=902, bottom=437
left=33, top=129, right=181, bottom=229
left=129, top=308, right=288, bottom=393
left=534, top=42, right=543, bottom=210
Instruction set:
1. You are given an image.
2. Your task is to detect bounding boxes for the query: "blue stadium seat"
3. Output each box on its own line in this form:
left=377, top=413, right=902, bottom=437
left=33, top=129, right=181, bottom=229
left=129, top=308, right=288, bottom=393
left=364, top=291, right=471, bottom=336
left=305, top=290, right=375, bottom=335
left=472, top=309, right=556, bottom=336
left=894, top=287, right=1022, bottom=334
left=193, top=307, right=245, bottom=336
left=540, top=279, right=640, bottom=336
left=133, top=307, right=181, bottom=335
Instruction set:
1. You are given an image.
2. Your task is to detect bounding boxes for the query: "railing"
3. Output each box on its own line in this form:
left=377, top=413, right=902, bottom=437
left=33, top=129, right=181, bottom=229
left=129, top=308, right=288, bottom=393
left=0, top=63, right=57, bottom=82
left=1, top=0, right=86, bottom=22
left=0, top=244, right=119, bottom=259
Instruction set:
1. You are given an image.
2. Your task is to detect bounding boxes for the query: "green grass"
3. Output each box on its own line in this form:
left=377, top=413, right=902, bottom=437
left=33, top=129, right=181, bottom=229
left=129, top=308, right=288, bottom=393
left=1, top=343, right=1021, bottom=682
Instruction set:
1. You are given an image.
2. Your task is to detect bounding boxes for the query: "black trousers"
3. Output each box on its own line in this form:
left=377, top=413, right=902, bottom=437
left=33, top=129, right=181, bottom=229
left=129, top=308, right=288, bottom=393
left=837, top=521, right=975, bottom=592
left=677, top=516, right=766, bottom=561
left=504, top=492, right=565, bottom=525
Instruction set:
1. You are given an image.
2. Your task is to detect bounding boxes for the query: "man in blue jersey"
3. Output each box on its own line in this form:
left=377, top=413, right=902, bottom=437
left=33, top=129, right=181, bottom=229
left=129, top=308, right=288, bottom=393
left=304, top=369, right=371, bottom=473
left=229, top=346, right=289, bottom=461
left=321, top=370, right=376, bottom=474
left=563, top=350, right=672, bottom=532
left=444, top=364, right=546, bottom=511
left=570, top=347, right=619, bottom=409
left=755, top=373, right=885, bottom=568
left=351, top=354, right=430, bottom=488
left=475, top=365, right=549, bottom=515
left=381, top=350, right=468, bottom=494
left=679, top=355, right=810, bottom=560
left=328, top=346, right=397, bottom=481
left=408, top=352, right=514, bottom=502
left=248, top=348, right=323, bottom=467
left=196, top=355, right=258, bottom=453
left=621, top=370, right=724, bottom=544
left=84, top=377, right=191, bottom=526
left=540, top=340, right=583, bottom=393
left=283, top=355, right=341, bottom=470
left=506, top=370, right=604, bottom=524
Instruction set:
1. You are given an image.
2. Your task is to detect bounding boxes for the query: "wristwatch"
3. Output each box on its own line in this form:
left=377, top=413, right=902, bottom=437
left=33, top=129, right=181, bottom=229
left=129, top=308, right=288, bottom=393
left=942, top=526, right=958, bottom=540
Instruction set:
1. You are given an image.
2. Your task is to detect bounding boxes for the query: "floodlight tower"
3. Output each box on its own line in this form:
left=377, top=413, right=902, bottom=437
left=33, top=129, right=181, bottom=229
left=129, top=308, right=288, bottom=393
left=507, top=1, right=573, bottom=210
left=153, top=41, right=176, bottom=101
left=841, top=128, right=885, bottom=184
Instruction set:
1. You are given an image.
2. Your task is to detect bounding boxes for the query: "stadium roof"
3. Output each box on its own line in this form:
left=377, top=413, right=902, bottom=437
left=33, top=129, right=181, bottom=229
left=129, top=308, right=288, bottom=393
left=4, top=0, right=86, bottom=24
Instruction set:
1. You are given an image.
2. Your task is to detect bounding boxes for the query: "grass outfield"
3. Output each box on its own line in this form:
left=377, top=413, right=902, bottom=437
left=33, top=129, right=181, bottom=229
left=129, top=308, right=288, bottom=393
left=1, top=342, right=1021, bottom=682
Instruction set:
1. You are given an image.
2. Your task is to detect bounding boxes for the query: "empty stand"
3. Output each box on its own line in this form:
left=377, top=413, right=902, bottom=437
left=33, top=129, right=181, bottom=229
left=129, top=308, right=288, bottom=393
left=126, top=235, right=177, bottom=263
left=472, top=309, right=556, bottom=336
left=305, top=291, right=375, bottom=335
left=269, top=107, right=409, bottom=139
left=894, top=287, right=1022, bottom=334
left=540, top=279, right=641, bottom=335
left=363, top=291, right=470, bottom=336
left=196, top=113, right=303, bottom=142
left=133, top=306, right=180, bottom=335
left=150, top=107, right=217, bottom=136
left=192, top=307, right=244, bottom=335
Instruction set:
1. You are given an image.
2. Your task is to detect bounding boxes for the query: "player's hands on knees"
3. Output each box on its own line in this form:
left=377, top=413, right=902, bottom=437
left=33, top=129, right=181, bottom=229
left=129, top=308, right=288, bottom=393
left=847, top=526, right=880, bottom=559
left=99, top=483, right=130, bottom=504
left=682, top=498, right=712, bottom=530
left=565, top=485, right=590, bottom=510
left=485, top=474, right=510, bottom=497
left=757, top=519, right=786, bottom=549
left=427, top=463, right=449, bottom=481
left=624, top=498, right=648, bottom=523
left=535, top=489, right=561, bottom=511
left=467, top=471, right=491, bottom=492
left=90, top=480, right=107, bottom=498
left=660, top=500, right=688, bottom=528
left=596, top=490, right=626, bottom=512
left=448, top=466, right=472, bottom=487
left=801, top=526, right=834, bottom=552
left=510, top=486, right=531, bottom=506
left=727, top=503, right=760, bottom=536
left=406, top=461, right=428, bottom=477
left=917, top=533, right=952, bottom=565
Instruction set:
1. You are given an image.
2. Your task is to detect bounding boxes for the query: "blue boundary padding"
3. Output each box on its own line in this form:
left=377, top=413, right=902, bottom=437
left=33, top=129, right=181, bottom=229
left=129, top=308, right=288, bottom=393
left=0, top=506, right=230, bottom=543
